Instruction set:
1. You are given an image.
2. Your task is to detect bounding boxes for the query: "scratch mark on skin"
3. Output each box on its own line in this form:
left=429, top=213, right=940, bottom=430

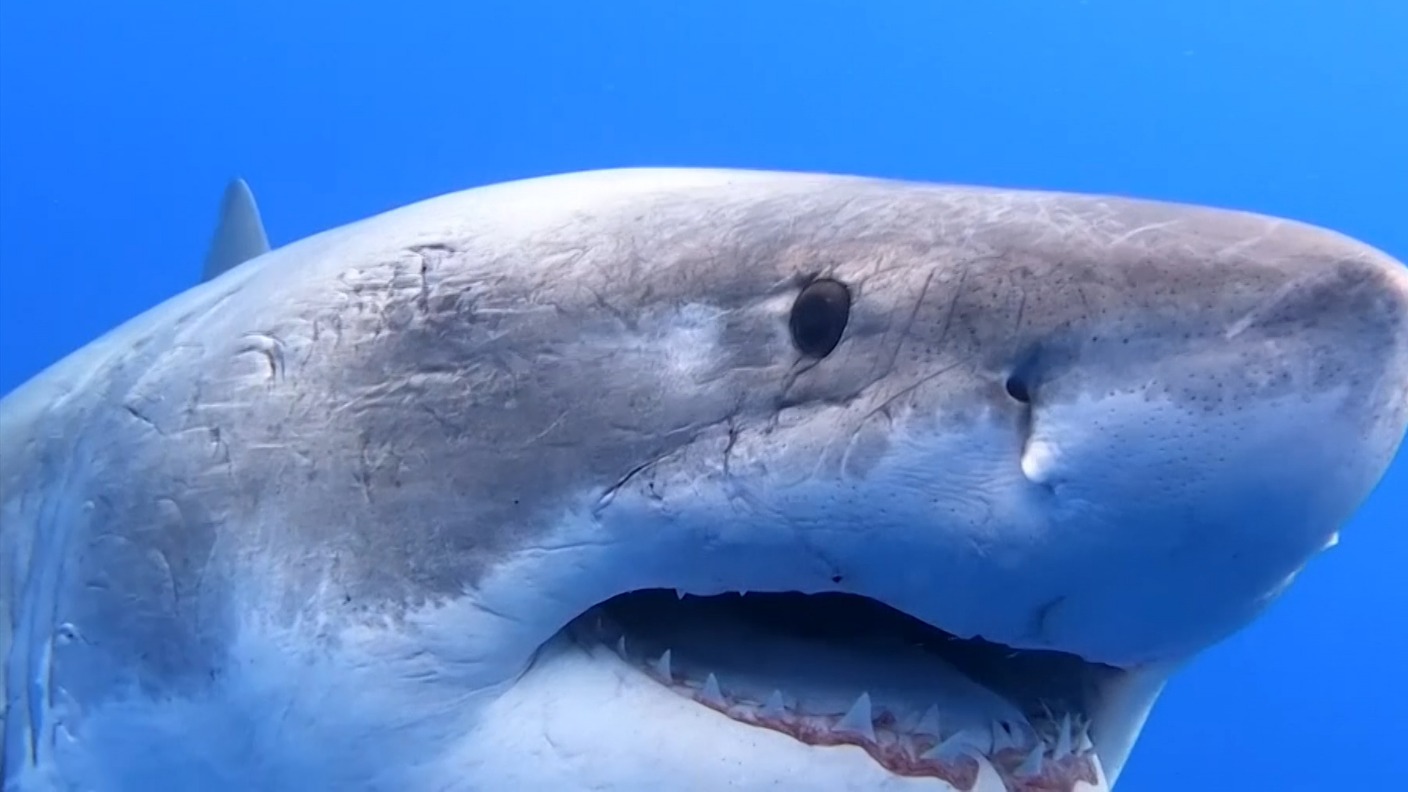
left=862, top=362, right=963, bottom=425
left=518, top=413, right=570, bottom=448
left=938, top=269, right=970, bottom=355
left=585, top=286, right=637, bottom=331
left=594, top=412, right=741, bottom=516
left=418, top=404, right=463, bottom=435
left=354, top=435, right=387, bottom=504
left=406, top=243, right=453, bottom=315
left=239, top=333, right=286, bottom=382
left=778, top=354, right=824, bottom=408
left=123, top=404, right=161, bottom=434
left=192, top=425, right=233, bottom=467
left=721, top=416, right=742, bottom=477
left=1215, top=220, right=1283, bottom=260
left=1108, top=220, right=1181, bottom=247
left=883, top=269, right=937, bottom=378
left=467, top=597, right=527, bottom=626
left=593, top=459, right=659, bottom=516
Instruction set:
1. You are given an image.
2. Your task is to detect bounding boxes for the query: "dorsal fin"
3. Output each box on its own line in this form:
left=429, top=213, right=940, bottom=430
left=200, top=178, right=271, bottom=282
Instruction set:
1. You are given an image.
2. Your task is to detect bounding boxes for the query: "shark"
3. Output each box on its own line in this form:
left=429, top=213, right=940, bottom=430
left=2, top=168, right=1406, bottom=791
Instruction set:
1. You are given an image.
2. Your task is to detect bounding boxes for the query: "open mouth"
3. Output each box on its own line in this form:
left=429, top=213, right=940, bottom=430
left=566, top=589, right=1119, bottom=791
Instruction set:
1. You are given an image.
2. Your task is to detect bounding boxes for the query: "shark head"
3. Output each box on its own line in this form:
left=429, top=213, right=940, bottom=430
left=3, top=169, right=1406, bottom=792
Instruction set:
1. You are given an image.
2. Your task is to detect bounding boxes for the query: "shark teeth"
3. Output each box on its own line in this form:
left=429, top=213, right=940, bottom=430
left=832, top=692, right=876, bottom=742
left=592, top=622, right=1106, bottom=783
left=1015, top=744, right=1045, bottom=777
left=920, top=727, right=991, bottom=761
left=1054, top=713, right=1074, bottom=759
left=1076, top=717, right=1095, bottom=753
left=972, top=752, right=1006, bottom=789
left=992, top=719, right=1021, bottom=752
left=699, top=673, right=726, bottom=707
left=760, top=690, right=787, bottom=718
left=914, top=704, right=941, bottom=737
left=916, top=730, right=1008, bottom=790
left=651, top=649, right=672, bottom=681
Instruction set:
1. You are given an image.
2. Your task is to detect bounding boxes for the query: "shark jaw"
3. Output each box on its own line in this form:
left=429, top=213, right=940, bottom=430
left=502, top=587, right=1166, bottom=792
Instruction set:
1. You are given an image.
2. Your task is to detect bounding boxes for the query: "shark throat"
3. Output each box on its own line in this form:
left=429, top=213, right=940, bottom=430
left=566, top=590, right=1119, bottom=791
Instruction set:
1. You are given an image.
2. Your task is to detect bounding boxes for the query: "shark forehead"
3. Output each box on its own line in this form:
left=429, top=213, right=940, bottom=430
left=2, top=167, right=1407, bottom=790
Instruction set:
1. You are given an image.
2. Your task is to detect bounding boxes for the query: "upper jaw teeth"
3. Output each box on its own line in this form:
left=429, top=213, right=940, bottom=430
left=675, top=587, right=754, bottom=599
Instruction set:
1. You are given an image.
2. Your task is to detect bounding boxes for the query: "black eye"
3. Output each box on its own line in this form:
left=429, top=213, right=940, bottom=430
left=789, top=278, right=851, bottom=358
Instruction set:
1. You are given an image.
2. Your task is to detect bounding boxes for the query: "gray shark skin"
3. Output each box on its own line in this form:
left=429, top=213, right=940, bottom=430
left=2, top=168, right=1406, bottom=792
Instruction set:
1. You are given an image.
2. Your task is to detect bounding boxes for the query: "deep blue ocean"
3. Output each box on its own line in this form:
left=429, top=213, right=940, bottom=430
left=1, top=2, right=1404, bottom=789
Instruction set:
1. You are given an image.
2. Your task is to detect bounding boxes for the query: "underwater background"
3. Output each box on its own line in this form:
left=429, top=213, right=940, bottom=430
left=1, top=1, right=1404, bottom=788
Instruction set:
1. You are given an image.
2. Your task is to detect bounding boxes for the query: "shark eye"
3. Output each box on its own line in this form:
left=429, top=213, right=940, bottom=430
left=790, top=278, right=851, bottom=358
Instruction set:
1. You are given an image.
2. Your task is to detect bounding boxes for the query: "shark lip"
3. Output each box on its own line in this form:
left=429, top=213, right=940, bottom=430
left=563, top=588, right=1120, bottom=791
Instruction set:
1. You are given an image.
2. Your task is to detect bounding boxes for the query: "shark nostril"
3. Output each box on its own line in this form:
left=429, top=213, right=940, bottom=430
left=1004, top=346, right=1044, bottom=407
left=1005, top=373, right=1031, bottom=404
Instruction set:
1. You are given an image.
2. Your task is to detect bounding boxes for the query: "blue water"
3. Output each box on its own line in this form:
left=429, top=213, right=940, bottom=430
left=1, top=2, right=1404, bottom=788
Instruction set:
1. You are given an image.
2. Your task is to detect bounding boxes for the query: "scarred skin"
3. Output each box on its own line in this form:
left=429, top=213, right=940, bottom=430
left=3, top=168, right=1406, bottom=791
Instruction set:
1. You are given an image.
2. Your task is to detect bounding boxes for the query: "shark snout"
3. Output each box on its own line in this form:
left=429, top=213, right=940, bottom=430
left=1354, top=246, right=1408, bottom=425
left=1025, top=228, right=1408, bottom=664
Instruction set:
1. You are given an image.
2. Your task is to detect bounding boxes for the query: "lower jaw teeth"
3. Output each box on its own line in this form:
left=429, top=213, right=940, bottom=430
left=584, top=618, right=1107, bottom=791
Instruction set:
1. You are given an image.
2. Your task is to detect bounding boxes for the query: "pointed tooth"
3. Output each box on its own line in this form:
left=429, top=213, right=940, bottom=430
left=1078, top=725, right=1095, bottom=754
left=651, top=649, right=672, bottom=680
left=1074, top=716, right=1095, bottom=753
left=1015, top=744, right=1045, bottom=777
left=761, top=690, right=786, bottom=718
left=971, top=751, right=1006, bottom=790
left=1006, top=719, right=1033, bottom=749
left=914, top=704, right=942, bottom=737
left=1039, top=700, right=1057, bottom=722
left=832, top=692, right=876, bottom=742
left=616, top=635, right=627, bottom=656
left=918, top=739, right=955, bottom=762
left=1074, top=748, right=1111, bottom=791
left=1091, top=749, right=1111, bottom=788
left=975, top=724, right=995, bottom=754
left=700, top=673, right=725, bottom=707
left=921, top=727, right=990, bottom=761
left=992, top=720, right=1019, bottom=752
left=675, top=588, right=686, bottom=599
left=1054, top=713, right=1073, bottom=759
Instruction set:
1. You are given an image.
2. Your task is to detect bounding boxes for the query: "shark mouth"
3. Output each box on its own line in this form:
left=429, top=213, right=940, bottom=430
left=567, top=589, right=1124, bottom=792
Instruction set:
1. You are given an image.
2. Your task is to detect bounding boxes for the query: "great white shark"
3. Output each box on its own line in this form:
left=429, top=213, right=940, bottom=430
left=2, top=168, right=1406, bottom=791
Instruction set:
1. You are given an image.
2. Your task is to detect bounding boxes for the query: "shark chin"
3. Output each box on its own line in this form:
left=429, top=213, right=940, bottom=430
left=3, top=168, right=1407, bottom=792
